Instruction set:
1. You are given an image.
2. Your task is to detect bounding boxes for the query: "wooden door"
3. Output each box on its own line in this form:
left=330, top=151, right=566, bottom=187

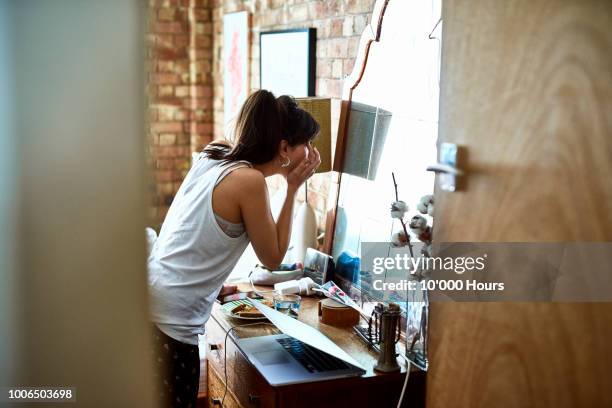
left=429, top=0, right=612, bottom=407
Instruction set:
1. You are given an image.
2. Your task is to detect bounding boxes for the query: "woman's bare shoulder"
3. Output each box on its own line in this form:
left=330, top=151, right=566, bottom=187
left=229, top=166, right=264, bottom=181
left=221, top=167, right=266, bottom=194
left=212, top=166, right=266, bottom=221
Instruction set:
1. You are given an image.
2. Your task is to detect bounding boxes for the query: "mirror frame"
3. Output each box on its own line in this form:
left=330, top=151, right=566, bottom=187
left=323, top=0, right=390, bottom=255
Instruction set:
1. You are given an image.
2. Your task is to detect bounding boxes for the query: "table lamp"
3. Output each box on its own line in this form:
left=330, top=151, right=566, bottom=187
left=285, top=97, right=332, bottom=263
left=296, top=97, right=332, bottom=173
left=341, top=101, right=392, bottom=180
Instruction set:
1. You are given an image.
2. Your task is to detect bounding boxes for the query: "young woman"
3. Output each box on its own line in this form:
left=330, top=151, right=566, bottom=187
left=147, top=89, right=321, bottom=407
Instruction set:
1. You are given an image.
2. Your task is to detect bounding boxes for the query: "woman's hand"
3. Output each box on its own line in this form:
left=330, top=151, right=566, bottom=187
left=286, top=146, right=321, bottom=193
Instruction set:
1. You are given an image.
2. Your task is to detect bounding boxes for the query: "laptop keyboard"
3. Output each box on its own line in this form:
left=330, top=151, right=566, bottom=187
left=276, top=337, right=352, bottom=373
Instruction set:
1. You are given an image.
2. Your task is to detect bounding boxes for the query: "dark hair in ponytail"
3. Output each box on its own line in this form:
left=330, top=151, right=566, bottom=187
left=204, top=90, right=320, bottom=164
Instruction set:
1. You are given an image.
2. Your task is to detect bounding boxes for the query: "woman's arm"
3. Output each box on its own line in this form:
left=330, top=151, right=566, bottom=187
left=239, top=152, right=320, bottom=269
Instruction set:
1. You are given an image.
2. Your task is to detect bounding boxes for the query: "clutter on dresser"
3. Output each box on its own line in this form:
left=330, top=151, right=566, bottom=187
left=272, top=293, right=302, bottom=318
left=372, top=303, right=402, bottom=373
left=303, top=247, right=334, bottom=285
left=220, top=298, right=272, bottom=321
left=274, top=276, right=320, bottom=295
left=248, top=262, right=304, bottom=285
left=318, top=298, right=360, bottom=327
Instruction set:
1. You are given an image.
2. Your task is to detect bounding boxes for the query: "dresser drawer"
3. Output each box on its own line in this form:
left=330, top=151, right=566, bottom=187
left=229, top=349, right=275, bottom=408
left=205, top=317, right=276, bottom=408
left=207, top=364, right=242, bottom=408
left=204, top=316, right=227, bottom=374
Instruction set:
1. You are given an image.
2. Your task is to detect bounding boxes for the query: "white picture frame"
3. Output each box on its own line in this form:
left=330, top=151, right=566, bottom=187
left=260, top=28, right=315, bottom=97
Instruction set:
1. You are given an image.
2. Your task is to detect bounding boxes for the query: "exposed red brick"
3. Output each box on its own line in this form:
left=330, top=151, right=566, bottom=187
left=159, top=133, right=177, bottom=145
left=157, top=85, right=174, bottom=97
left=346, top=0, right=375, bottom=14
left=343, top=59, right=355, bottom=76
left=194, top=35, right=212, bottom=47
left=317, top=58, right=332, bottom=77
left=174, top=109, right=190, bottom=121
left=193, top=85, right=213, bottom=97
left=150, top=73, right=180, bottom=84
left=156, top=158, right=175, bottom=170
left=151, top=46, right=189, bottom=60
left=152, top=122, right=183, bottom=133
left=347, top=37, right=360, bottom=58
left=158, top=8, right=176, bottom=21
left=329, top=38, right=349, bottom=58
left=157, top=60, right=175, bottom=72
left=184, top=97, right=212, bottom=109
left=175, top=85, right=190, bottom=97
left=331, top=59, right=343, bottom=79
left=307, top=2, right=325, bottom=20
left=154, top=21, right=187, bottom=34
left=174, top=34, right=190, bottom=48
left=174, top=60, right=190, bottom=73
left=154, top=96, right=184, bottom=107
left=331, top=18, right=344, bottom=37
left=157, top=106, right=177, bottom=121
left=176, top=133, right=191, bottom=145
left=187, top=122, right=213, bottom=134
left=194, top=9, right=211, bottom=22
left=154, top=34, right=174, bottom=48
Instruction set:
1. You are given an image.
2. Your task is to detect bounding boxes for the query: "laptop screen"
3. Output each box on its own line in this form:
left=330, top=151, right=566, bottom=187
left=249, top=299, right=365, bottom=370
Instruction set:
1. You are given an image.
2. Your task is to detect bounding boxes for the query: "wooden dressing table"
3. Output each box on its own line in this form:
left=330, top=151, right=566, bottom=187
left=199, top=284, right=425, bottom=408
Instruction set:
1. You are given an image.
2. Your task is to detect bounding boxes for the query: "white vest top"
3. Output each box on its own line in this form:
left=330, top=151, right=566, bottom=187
left=147, top=154, right=251, bottom=344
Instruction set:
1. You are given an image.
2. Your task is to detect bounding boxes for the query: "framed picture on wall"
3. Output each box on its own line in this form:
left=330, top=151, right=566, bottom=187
left=223, top=11, right=249, bottom=135
left=260, top=28, right=316, bottom=97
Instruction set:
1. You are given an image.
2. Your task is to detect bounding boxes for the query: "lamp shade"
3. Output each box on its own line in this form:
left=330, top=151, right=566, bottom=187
left=342, top=101, right=392, bottom=181
left=295, top=97, right=332, bottom=173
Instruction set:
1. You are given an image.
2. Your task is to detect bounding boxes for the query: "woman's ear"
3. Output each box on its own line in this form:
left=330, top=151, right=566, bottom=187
left=278, top=139, right=289, bottom=157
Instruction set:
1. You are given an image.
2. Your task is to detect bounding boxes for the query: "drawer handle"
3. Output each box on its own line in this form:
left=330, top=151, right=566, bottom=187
left=249, top=394, right=261, bottom=405
left=209, top=343, right=220, bottom=351
left=211, top=397, right=222, bottom=406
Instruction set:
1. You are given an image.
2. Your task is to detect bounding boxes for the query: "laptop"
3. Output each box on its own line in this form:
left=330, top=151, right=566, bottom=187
left=234, top=299, right=366, bottom=386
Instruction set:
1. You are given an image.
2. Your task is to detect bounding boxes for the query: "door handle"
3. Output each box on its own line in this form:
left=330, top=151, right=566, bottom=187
left=426, top=163, right=462, bottom=175
left=427, top=143, right=462, bottom=191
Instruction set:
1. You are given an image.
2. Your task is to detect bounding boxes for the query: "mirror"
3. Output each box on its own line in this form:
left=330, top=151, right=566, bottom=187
left=329, top=0, right=442, bottom=302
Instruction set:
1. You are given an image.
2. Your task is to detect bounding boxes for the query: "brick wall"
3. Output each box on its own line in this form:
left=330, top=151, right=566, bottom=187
left=146, top=0, right=214, bottom=224
left=147, top=0, right=376, bottom=233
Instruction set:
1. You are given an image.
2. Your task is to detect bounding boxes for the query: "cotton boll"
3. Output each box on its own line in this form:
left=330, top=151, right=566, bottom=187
left=418, top=226, right=432, bottom=244
left=418, top=194, right=434, bottom=216
left=409, top=215, right=428, bottom=234
left=420, top=194, right=434, bottom=205
left=417, top=202, right=428, bottom=214
left=391, top=231, right=408, bottom=247
left=390, top=200, right=409, bottom=219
